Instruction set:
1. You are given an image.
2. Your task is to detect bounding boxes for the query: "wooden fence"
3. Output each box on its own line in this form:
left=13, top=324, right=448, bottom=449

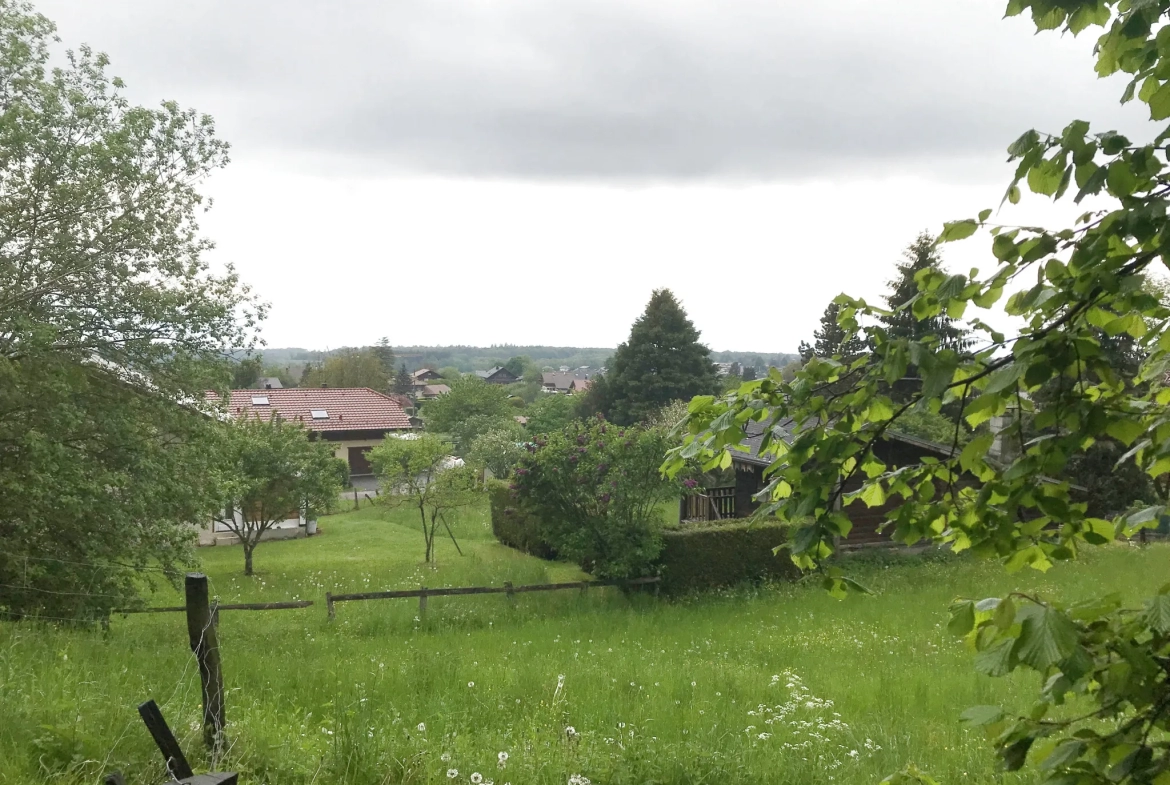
left=326, top=576, right=660, bottom=619
left=680, top=486, right=737, bottom=522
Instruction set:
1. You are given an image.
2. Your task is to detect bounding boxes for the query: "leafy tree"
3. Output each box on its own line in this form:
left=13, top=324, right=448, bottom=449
left=669, top=3, right=1170, bottom=782
left=212, top=415, right=341, bottom=576
left=799, top=302, right=865, bottom=362
left=741, top=366, right=758, bottom=382
left=511, top=418, right=680, bottom=579
left=369, top=433, right=479, bottom=563
left=525, top=393, right=578, bottom=435
left=372, top=337, right=396, bottom=377
left=232, top=354, right=265, bottom=388
left=468, top=424, right=527, bottom=478
left=503, top=355, right=531, bottom=379
left=0, top=3, right=261, bottom=621
left=393, top=363, right=414, bottom=395
left=595, top=289, right=719, bottom=425
left=303, top=348, right=389, bottom=391
left=421, top=376, right=514, bottom=450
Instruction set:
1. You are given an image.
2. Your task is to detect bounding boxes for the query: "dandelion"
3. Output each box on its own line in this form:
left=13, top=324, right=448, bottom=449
left=498, top=752, right=509, bottom=768
left=468, top=681, right=475, bottom=688
left=565, top=725, right=579, bottom=740
left=441, top=753, right=451, bottom=763
left=447, top=769, right=459, bottom=779
left=691, top=681, right=696, bottom=687
left=471, top=774, right=484, bottom=784
left=568, top=776, right=591, bottom=785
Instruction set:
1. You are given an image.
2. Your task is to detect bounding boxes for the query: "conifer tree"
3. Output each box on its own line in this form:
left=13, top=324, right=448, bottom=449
left=799, top=302, right=866, bottom=362
left=393, top=363, right=414, bottom=395
left=372, top=337, right=396, bottom=377
left=880, top=233, right=970, bottom=350
left=598, top=289, right=718, bottom=425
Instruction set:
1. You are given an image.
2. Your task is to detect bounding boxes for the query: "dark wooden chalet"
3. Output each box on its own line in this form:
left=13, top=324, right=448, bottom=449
left=682, top=418, right=961, bottom=547
left=476, top=366, right=519, bottom=385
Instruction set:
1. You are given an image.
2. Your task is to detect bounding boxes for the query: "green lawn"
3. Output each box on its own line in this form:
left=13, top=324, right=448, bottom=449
left=2, top=501, right=1167, bottom=785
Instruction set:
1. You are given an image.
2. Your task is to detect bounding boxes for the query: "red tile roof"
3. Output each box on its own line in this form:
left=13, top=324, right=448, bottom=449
left=212, top=388, right=413, bottom=432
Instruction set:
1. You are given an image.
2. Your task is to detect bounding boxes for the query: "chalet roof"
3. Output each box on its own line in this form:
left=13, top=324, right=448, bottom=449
left=258, top=377, right=283, bottom=389
left=420, top=384, right=451, bottom=397
left=212, top=388, right=413, bottom=432
left=542, top=372, right=579, bottom=390
left=411, top=368, right=440, bottom=380
left=731, top=417, right=955, bottom=467
left=475, top=366, right=516, bottom=380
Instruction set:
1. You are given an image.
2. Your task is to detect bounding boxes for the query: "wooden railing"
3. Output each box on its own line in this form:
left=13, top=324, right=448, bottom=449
left=326, top=576, right=660, bottom=619
left=680, top=486, right=737, bottom=522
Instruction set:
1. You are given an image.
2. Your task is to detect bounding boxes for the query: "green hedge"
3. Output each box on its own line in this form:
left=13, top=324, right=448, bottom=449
left=489, top=479, right=797, bottom=594
left=487, top=479, right=557, bottom=559
left=657, top=520, right=798, bottom=595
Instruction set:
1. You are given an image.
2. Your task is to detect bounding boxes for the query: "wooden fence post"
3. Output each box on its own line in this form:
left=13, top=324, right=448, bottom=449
left=326, top=591, right=335, bottom=621
left=185, top=573, right=226, bottom=751
left=418, top=585, right=427, bottom=619
left=354, top=488, right=359, bottom=509
left=137, top=699, right=195, bottom=780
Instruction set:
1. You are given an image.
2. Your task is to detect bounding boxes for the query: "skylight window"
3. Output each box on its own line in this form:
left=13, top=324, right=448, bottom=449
left=311, top=409, right=329, bottom=420
left=251, top=396, right=269, bottom=405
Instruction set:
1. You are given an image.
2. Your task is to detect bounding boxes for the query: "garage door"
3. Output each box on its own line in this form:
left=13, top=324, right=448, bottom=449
left=348, top=446, right=374, bottom=476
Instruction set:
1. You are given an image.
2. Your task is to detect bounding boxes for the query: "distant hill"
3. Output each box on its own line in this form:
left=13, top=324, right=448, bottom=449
left=257, top=345, right=798, bottom=375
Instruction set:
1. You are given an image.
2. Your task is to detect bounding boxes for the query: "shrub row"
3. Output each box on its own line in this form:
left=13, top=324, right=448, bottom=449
left=489, top=480, right=796, bottom=594
left=657, top=520, right=798, bottom=595
left=487, top=479, right=557, bottom=560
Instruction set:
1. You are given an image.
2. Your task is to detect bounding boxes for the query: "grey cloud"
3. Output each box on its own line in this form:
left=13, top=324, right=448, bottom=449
left=36, top=0, right=1155, bottom=180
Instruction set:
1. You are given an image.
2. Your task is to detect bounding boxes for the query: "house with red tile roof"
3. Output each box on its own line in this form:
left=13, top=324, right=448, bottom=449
left=211, top=387, right=414, bottom=477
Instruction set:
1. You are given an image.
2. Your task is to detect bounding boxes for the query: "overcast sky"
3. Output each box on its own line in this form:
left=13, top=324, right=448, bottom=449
left=36, top=0, right=1155, bottom=353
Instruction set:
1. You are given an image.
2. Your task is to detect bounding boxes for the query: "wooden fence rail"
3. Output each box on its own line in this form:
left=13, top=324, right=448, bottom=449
left=326, top=576, right=660, bottom=620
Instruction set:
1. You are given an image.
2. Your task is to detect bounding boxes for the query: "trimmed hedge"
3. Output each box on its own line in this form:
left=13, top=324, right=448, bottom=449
left=489, top=478, right=797, bottom=595
left=657, top=520, right=798, bottom=595
left=487, top=479, right=557, bottom=559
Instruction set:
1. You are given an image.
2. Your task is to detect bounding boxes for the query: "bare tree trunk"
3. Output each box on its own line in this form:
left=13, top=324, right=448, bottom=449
left=243, top=541, right=254, bottom=576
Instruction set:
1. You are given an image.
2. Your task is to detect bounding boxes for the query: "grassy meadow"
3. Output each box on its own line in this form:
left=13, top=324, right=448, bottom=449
left=2, top=500, right=1168, bottom=785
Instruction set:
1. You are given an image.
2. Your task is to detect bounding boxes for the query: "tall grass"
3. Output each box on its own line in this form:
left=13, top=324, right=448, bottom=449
left=2, top=500, right=1166, bottom=784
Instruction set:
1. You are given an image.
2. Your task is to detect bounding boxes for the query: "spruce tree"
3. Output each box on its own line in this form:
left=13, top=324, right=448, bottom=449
left=393, top=363, right=413, bottom=395
left=599, top=289, right=719, bottom=425
left=880, top=233, right=970, bottom=350
left=801, top=301, right=865, bottom=361
left=372, top=337, right=396, bottom=377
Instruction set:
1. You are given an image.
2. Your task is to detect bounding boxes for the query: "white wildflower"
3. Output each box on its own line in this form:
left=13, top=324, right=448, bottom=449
left=471, top=773, right=483, bottom=784
left=417, top=722, right=426, bottom=733
left=447, top=769, right=459, bottom=779
left=498, top=751, right=509, bottom=768
left=441, top=753, right=451, bottom=763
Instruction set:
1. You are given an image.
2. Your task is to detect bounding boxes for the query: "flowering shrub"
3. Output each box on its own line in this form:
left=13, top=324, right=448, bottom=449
left=509, top=416, right=681, bottom=579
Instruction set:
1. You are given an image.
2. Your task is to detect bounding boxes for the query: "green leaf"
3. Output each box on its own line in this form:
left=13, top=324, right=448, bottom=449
left=978, top=208, right=992, bottom=222
left=1107, top=159, right=1138, bottom=197
left=1144, top=594, right=1170, bottom=634
left=940, top=219, right=978, bottom=242
left=1015, top=605, right=1078, bottom=670
left=1040, top=740, right=1086, bottom=771
left=960, top=433, right=994, bottom=472
left=974, top=638, right=1017, bottom=677
left=960, top=705, right=1005, bottom=726
left=949, top=599, right=976, bottom=637
left=1105, top=418, right=1145, bottom=446
left=1149, top=81, right=1170, bottom=120
left=984, top=364, right=1023, bottom=394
